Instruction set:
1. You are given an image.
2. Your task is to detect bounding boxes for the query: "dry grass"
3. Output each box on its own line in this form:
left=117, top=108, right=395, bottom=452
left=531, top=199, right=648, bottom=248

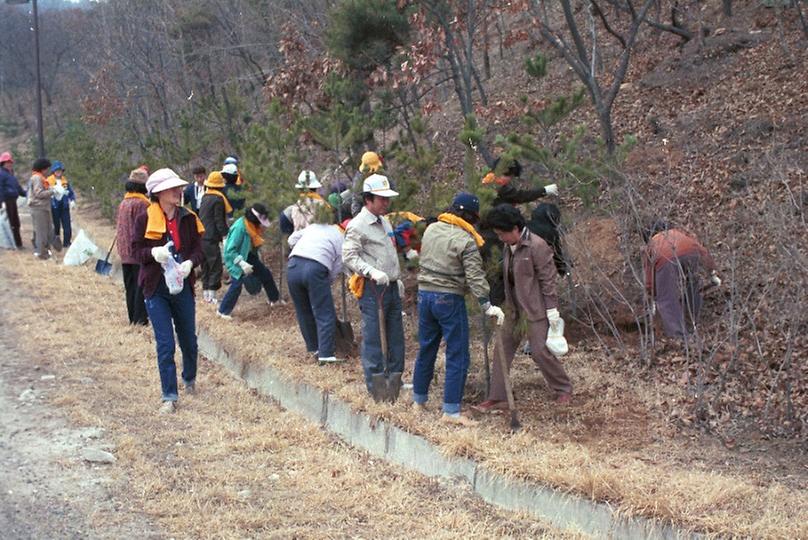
left=37, top=206, right=808, bottom=538
left=0, top=248, right=586, bottom=539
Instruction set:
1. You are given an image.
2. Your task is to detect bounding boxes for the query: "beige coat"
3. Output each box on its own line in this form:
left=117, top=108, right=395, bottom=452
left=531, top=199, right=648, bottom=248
left=503, top=228, right=558, bottom=321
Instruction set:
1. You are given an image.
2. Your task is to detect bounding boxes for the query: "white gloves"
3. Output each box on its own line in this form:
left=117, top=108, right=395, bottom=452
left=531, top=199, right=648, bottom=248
left=544, top=183, right=558, bottom=196
left=405, top=248, right=419, bottom=261
left=485, top=304, right=505, bottom=326
left=52, top=185, right=66, bottom=200
left=69, top=200, right=76, bottom=210
left=369, top=268, right=390, bottom=286
left=711, top=271, right=722, bottom=287
left=546, top=308, right=563, bottom=331
left=651, top=302, right=657, bottom=316
left=151, top=244, right=172, bottom=264
left=178, top=260, right=193, bottom=279
left=397, top=280, right=405, bottom=299
left=238, top=260, right=254, bottom=275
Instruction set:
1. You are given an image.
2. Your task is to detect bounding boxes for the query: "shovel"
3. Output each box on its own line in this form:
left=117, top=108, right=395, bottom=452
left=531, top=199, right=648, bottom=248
left=479, top=312, right=492, bottom=398
left=94, top=236, right=116, bottom=276
left=494, top=326, right=521, bottom=431
left=334, top=275, right=357, bottom=358
left=370, top=283, right=402, bottom=403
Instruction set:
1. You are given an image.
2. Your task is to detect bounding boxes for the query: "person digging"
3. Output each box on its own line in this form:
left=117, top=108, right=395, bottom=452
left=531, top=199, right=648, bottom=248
left=474, top=204, right=572, bottom=414
left=411, top=192, right=505, bottom=426
left=342, top=174, right=405, bottom=402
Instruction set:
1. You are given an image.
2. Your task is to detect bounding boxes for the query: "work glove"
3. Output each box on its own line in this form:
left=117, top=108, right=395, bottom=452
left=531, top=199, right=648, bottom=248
left=485, top=304, right=505, bottom=326
left=710, top=271, right=722, bottom=287
left=238, top=260, right=254, bottom=276
left=544, top=183, right=559, bottom=196
left=52, top=185, right=66, bottom=200
left=369, top=268, right=389, bottom=287
left=69, top=200, right=76, bottom=210
left=404, top=248, right=419, bottom=261
left=546, top=308, right=563, bottom=332
left=397, top=280, right=405, bottom=299
left=178, top=260, right=193, bottom=279
left=651, top=302, right=657, bottom=316
left=151, top=244, right=172, bottom=264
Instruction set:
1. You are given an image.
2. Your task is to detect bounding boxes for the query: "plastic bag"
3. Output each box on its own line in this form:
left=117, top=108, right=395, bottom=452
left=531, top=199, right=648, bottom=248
left=545, top=317, right=569, bottom=358
left=0, top=208, right=15, bottom=250
left=161, top=241, right=185, bottom=295
left=62, top=229, right=99, bottom=265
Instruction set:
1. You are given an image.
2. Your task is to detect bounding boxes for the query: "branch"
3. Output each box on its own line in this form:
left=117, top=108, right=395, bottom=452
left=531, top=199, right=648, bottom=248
left=590, top=0, right=627, bottom=48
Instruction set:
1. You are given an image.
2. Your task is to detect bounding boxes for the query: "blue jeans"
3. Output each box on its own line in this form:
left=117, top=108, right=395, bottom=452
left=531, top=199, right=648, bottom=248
left=287, top=256, right=336, bottom=356
left=51, top=203, right=72, bottom=246
left=358, top=281, right=405, bottom=392
left=218, top=252, right=279, bottom=315
left=412, top=291, right=470, bottom=414
left=145, top=279, right=197, bottom=401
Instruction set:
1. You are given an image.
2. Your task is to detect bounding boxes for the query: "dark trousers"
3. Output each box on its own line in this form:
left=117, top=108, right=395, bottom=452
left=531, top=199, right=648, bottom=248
left=3, top=197, right=22, bottom=248
left=145, top=280, right=197, bottom=401
left=655, top=254, right=703, bottom=339
left=122, top=263, right=148, bottom=325
left=218, top=252, right=279, bottom=315
left=287, top=256, right=336, bottom=357
left=200, top=239, right=223, bottom=290
left=51, top=204, right=72, bottom=246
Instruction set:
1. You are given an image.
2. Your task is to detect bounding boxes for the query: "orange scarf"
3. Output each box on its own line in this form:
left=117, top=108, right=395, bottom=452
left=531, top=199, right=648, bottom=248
left=245, top=218, right=264, bottom=248
left=45, top=174, right=69, bottom=188
left=482, top=172, right=510, bottom=186
left=437, top=213, right=485, bottom=248
left=301, top=192, right=323, bottom=201
left=205, top=188, right=233, bottom=214
left=124, top=192, right=149, bottom=203
left=144, top=203, right=204, bottom=240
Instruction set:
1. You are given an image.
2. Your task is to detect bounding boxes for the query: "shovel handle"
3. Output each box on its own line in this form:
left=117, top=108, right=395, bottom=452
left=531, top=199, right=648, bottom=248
left=375, top=283, right=389, bottom=373
left=104, top=235, right=117, bottom=263
left=494, top=326, right=520, bottom=430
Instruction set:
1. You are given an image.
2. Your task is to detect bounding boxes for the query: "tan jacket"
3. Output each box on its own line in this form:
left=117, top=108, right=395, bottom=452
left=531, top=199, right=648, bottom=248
left=418, top=220, right=490, bottom=305
left=27, top=172, right=52, bottom=209
left=503, top=228, right=558, bottom=321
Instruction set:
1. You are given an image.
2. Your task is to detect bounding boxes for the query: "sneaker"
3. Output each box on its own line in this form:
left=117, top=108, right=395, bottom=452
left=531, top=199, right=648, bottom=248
left=471, top=399, right=508, bottom=414
left=317, top=356, right=344, bottom=364
left=159, top=401, right=177, bottom=414
left=269, top=299, right=287, bottom=307
left=555, top=393, right=572, bottom=405
left=440, top=413, right=478, bottom=427
left=184, top=381, right=196, bottom=395
left=217, top=311, right=232, bottom=320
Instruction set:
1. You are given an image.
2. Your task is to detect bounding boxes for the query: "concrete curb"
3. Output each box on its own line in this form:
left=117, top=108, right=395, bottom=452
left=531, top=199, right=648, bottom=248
left=197, top=329, right=697, bottom=539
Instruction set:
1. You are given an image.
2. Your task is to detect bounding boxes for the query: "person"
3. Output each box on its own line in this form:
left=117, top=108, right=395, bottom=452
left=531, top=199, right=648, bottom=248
left=115, top=168, right=151, bottom=325
left=45, top=161, right=76, bottom=248
left=28, top=158, right=61, bottom=260
left=198, top=170, right=231, bottom=304
left=287, top=204, right=345, bottom=363
left=280, top=170, right=326, bottom=244
left=475, top=204, right=573, bottom=413
left=218, top=203, right=281, bottom=319
left=642, top=220, right=721, bottom=340
left=342, top=174, right=405, bottom=401
left=184, top=165, right=207, bottom=213
left=480, top=157, right=559, bottom=306
left=132, top=168, right=204, bottom=413
left=0, top=152, right=25, bottom=248
left=221, top=161, right=245, bottom=214
left=526, top=202, right=570, bottom=276
left=412, top=193, right=505, bottom=425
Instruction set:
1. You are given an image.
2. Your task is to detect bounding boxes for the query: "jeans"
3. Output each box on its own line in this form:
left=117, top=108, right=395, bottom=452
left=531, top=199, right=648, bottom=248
left=218, top=251, right=279, bottom=315
left=412, top=291, right=470, bottom=414
left=145, top=279, right=197, bottom=401
left=122, top=263, right=148, bottom=325
left=358, top=280, right=405, bottom=392
left=287, top=256, right=336, bottom=356
left=51, top=203, right=72, bottom=246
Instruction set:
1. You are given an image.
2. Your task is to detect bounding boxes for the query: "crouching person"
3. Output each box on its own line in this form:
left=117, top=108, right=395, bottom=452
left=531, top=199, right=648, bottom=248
left=287, top=204, right=344, bottom=363
left=475, top=204, right=572, bottom=413
left=132, top=169, right=205, bottom=414
left=412, top=193, right=504, bottom=426
left=218, top=203, right=280, bottom=319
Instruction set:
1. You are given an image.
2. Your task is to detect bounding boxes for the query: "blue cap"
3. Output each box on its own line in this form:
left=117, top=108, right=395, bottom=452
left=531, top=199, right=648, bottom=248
left=50, top=160, right=65, bottom=173
left=451, top=192, right=480, bottom=214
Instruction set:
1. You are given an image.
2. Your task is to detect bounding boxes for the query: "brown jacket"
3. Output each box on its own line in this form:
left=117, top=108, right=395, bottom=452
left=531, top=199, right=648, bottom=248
left=503, top=228, right=558, bottom=321
left=644, top=228, right=717, bottom=292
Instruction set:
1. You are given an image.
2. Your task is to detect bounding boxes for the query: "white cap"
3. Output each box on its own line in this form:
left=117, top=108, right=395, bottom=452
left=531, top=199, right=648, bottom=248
left=224, top=156, right=238, bottom=165
left=222, top=163, right=238, bottom=175
left=295, top=170, right=321, bottom=189
left=146, top=168, right=188, bottom=195
left=362, top=174, right=398, bottom=197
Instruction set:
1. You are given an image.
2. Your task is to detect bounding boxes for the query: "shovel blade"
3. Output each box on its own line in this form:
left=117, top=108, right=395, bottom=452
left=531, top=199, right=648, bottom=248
left=94, top=259, right=113, bottom=276
left=386, top=372, right=403, bottom=403
left=370, top=373, right=388, bottom=403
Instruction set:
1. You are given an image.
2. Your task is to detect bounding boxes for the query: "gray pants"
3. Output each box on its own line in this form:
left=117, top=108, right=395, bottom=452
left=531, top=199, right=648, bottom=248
left=30, top=206, right=60, bottom=259
left=489, top=315, right=573, bottom=401
left=655, top=254, right=703, bottom=339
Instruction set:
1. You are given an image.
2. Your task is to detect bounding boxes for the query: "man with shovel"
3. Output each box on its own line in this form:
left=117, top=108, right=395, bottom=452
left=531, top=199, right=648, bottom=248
left=342, top=174, right=405, bottom=402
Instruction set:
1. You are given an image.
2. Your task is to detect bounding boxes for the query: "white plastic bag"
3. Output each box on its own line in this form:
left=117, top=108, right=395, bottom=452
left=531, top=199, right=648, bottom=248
left=62, top=229, right=99, bottom=266
left=546, top=318, right=569, bottom=358
left=161, top=242, right=185, bottom=295
left=0, top=208, right=15, bottom=250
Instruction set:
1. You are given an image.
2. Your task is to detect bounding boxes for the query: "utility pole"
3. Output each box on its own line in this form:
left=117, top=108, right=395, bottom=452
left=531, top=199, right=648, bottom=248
left=7, top=0, right=45, bottom=157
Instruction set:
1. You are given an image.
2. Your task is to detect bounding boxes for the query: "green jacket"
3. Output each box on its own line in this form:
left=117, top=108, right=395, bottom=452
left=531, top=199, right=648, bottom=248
left=417, top=220, right=490, bottom=306
left=223, top=217, right=254, bottom=280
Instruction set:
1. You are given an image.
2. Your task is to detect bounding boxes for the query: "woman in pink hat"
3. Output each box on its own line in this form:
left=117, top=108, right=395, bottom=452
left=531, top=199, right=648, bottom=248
left=0, top=152, right=26, bottom=248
